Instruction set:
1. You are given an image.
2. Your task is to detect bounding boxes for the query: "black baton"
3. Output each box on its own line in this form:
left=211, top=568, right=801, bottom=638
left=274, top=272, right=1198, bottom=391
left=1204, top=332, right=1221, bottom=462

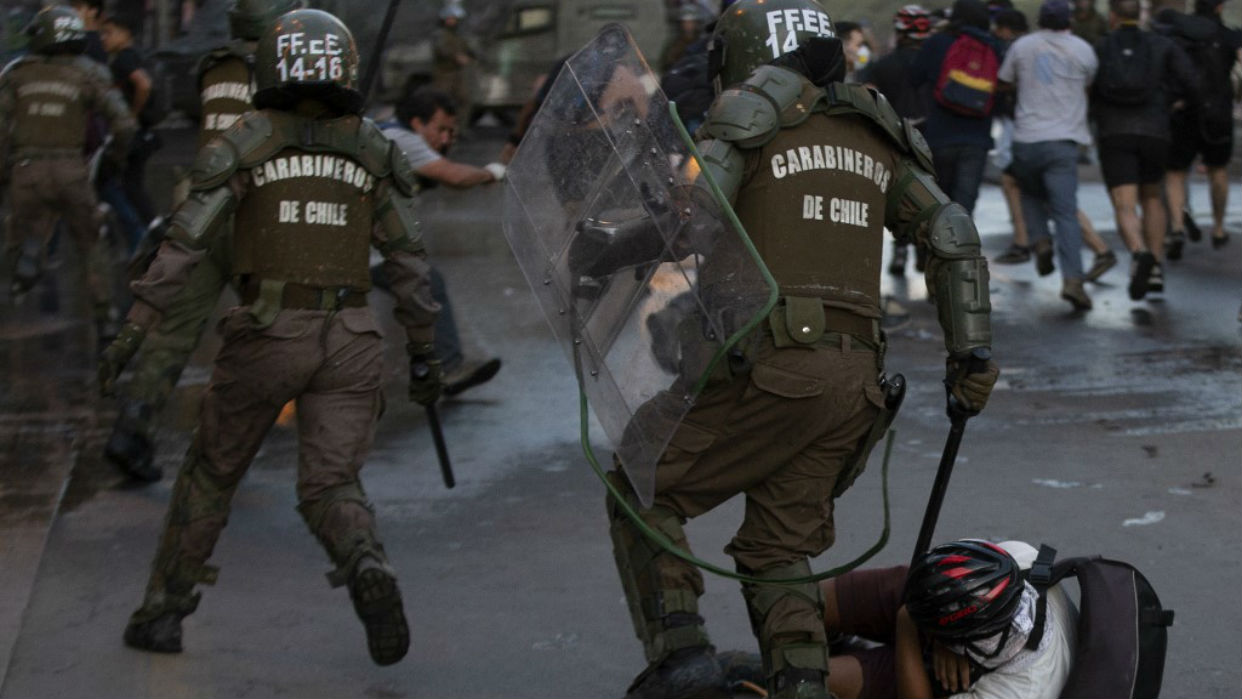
left=911, top=412, right=967, bottom=566
left=359, top=0, right=404, bottom=103
left=425, top=402, right=455, bottom=489
left=910, top=348, right=989, bottom=566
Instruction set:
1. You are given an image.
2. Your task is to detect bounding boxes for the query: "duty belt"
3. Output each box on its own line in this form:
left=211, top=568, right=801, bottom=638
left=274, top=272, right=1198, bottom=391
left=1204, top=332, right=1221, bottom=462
left=823, top=305, right=879, bottom=343
left=240, top=278, right=368, bottom=311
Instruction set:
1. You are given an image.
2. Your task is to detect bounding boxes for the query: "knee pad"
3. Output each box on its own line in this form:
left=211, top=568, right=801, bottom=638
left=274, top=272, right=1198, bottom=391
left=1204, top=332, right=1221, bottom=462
left=606, top=469, right=708, bottom=662
left=739, top=560, right=829, bottom=681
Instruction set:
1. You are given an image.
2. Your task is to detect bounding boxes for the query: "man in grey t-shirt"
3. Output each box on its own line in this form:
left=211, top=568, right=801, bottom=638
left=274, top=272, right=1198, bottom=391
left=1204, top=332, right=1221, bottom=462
left=383, top=88, right=504, bottom=187
left=379, top=87, right=506, bottom=396
left=998, top=0, right=1098, bottom=311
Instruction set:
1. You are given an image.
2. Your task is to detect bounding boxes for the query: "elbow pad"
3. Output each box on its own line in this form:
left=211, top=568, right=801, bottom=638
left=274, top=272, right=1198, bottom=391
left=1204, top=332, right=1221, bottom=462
left=926, top=204, right=992, bottom=355
left=374, top=187, right=425, bottom=256
left=167, top=187, right=236, bottom=249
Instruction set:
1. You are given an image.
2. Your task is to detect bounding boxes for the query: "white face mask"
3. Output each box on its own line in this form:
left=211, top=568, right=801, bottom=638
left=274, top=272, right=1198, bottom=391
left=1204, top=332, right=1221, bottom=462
left=949, top=581, right=1039, bottom=670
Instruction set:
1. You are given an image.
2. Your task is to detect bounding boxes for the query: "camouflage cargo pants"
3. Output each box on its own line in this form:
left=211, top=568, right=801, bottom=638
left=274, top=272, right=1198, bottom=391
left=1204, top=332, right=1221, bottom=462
left=4, top=155, right=111, bottom=307
left=133, top=306, right=391, bottom=619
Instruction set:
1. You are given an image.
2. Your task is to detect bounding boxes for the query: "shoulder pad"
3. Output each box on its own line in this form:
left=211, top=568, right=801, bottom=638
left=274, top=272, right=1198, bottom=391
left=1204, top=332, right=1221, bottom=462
left=355, top=118, right=395, bottom=180
left=744, top=65, right=828, bottom=128
left=825, top=82, right=909, bottom=153
left=222, top=110, right=284, bottom=169
left=70, top=55, right=113, bottom=84
left=0, top=55, right=31, bottom=81
left=702, top=86, right=780, bottom=149
left=189, top=135, right=241, bottom=190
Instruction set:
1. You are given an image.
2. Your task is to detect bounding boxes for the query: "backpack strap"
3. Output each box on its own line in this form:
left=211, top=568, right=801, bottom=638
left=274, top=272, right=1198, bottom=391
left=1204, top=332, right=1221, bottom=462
left=1022, top=544, right=1059, bottom=651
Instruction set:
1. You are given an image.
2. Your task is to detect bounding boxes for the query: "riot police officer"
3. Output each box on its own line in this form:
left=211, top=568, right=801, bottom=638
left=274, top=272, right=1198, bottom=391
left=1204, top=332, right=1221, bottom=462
left=603, top=1, right=999, bottom=696
left=103, top=0, right=298, bottom=484
left=100, top=9, right=440, bottom=666
left=0, top=6, right=134, bottom=337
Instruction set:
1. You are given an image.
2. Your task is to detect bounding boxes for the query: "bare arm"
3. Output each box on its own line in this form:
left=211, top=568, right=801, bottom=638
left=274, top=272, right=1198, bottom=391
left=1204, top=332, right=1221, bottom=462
left=417, top=157, right=495, bottom=188
left=895, top=606, right=936, bottom=699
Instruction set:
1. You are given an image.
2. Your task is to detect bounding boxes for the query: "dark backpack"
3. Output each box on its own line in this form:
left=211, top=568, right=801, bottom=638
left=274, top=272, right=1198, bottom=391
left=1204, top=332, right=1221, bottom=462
left=1165, top=14, right=1236, bottom=143
left=1025, top=545, right=1175, bottom=699
left=1095, top=31, right=1154, bottom=105
left=1185, top=38, right=1235, bottom=143
left=934, top=33, right=999, bottom=117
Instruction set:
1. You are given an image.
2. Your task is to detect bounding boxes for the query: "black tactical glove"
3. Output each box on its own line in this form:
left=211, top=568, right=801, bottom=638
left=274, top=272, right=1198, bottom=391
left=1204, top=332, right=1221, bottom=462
left=945, top=348, right=1000, bottom=416
left=98, top=322, right=148, bottom=397
left=407, top=343, right=443, bottom=406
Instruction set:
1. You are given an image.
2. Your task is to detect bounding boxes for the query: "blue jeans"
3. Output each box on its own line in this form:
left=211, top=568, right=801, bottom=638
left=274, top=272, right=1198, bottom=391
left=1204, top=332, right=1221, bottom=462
left=931, top=143, right=989, bottom=214
left=1011, top=140, right=1084, bottom=281
left=429, top=266, right=463, bottom=371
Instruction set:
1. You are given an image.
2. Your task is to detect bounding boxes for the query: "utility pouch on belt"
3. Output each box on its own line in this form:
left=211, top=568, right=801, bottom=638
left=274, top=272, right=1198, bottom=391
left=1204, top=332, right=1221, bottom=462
left=769, top=296, right=825, bottom=347
left=834, top=373, right=906, bottom=498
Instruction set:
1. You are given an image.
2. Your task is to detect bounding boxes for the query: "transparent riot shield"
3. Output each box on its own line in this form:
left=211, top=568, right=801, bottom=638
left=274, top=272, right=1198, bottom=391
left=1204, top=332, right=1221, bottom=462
left=503, top=24, right=776, bottom=507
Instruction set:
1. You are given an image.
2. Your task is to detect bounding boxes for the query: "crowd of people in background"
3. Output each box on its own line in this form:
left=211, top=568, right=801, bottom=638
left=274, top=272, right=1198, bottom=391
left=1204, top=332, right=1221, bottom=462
left=656, top=0, right=1242, bottom=312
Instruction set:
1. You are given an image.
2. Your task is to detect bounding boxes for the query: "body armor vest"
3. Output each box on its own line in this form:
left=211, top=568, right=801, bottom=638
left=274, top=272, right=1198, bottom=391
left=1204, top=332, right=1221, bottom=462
left=732, top=112, right=900, bottom=315
left=198, top=52, right=254, bottom=150
left=232, top=145, right=376, bottom=289
left=9, top=57, right=92, bottom=152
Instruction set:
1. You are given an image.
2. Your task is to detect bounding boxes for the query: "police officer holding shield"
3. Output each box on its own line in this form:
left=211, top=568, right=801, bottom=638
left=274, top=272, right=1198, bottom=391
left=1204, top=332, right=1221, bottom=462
left=600, top=1, right=1000, bottom=696
left=99, top=9, right=440, bottom=665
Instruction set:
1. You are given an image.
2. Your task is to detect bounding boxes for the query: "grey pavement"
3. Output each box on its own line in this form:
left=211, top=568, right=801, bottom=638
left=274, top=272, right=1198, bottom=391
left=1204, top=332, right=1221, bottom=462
left=0, top=126, right=1239, bottom=698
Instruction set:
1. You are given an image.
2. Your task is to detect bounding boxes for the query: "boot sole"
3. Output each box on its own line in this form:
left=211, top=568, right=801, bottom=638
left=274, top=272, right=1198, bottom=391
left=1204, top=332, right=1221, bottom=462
left=351, top=568, right=409, bottom=666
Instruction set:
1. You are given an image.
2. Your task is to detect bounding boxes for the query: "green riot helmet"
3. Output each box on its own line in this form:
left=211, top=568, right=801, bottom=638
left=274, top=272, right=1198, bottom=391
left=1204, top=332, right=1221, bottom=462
left=24, top=6, right=87, bottom=55
left=229, top=0, right=302, bottom=41
left=708, top=0, right=840, bottom=90
left=253, top=8, right=363, bottom=114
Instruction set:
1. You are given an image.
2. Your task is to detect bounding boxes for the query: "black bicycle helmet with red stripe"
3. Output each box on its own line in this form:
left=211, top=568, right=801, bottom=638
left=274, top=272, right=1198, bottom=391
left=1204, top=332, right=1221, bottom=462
left=903, top=539, right=1023, bottom=641
left=893, top=4, right=932, bottom=40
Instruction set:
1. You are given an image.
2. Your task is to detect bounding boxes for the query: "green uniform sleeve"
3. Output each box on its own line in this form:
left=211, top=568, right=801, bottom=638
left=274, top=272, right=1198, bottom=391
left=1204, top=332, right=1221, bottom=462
left=132, top=134, right=243, bottom=315
left=372, top=178, right=438, bottom=345
left=886, top=158, right=992, bottom=356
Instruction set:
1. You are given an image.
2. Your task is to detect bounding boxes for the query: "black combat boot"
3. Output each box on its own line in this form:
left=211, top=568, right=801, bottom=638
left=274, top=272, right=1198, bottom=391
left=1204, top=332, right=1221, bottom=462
left=105, top=402, right=162, bottom=483
left=123, top=591, right=199, bottom=653
left=348, top=557, right=409, bottom=666
left=625, top=645, right=729, bottom=699
left=124, top=611, right=187, bottom=653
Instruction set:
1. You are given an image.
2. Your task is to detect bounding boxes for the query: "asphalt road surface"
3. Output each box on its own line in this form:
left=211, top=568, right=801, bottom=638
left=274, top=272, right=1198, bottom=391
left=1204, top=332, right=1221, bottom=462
left=1, top=124, right=1239, bottom=698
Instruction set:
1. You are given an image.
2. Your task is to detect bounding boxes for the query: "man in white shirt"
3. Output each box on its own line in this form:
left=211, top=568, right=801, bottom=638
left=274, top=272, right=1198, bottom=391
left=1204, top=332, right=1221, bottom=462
left=380, top=87, right=506, bottom=395
left=721, top=540, right=1077, bottom=699
left=997, top=0, right=1098, bottom=311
